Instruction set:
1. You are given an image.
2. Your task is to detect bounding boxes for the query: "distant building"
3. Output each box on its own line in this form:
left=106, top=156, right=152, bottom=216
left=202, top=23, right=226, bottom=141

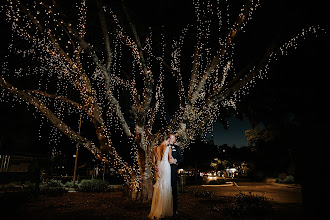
left=0, top=154, right=33, bottom=172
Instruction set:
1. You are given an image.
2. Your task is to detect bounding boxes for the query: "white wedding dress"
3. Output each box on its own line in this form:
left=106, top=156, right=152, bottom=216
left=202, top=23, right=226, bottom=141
left=148, top=146, right=173, bottom=219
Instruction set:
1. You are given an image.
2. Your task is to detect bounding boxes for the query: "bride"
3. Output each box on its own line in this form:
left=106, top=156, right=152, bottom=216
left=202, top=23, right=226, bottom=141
left=148, top=136, right=176, bottom=219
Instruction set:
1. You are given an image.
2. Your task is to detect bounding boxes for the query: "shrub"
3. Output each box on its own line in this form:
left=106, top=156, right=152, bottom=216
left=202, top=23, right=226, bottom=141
left=193, top=190, right=215, bottom=198
left=64, top=180, right=79, bottom=188
left=40, top=179, right=65, bottom=196
left=209, top=179, right=226, bottom=185
left=78, top=179, right=109, bottom=192
left=282, top=175, right=295, bottom=184
left=45, top=179, right=63, bottom=188
left=275, top=175, right=295, bottom=184
left=225, top=192, right=273, bottom=217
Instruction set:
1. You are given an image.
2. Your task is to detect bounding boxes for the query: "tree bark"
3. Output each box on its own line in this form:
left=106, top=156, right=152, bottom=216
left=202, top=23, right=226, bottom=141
left=137, top=145, right=153, bottom=201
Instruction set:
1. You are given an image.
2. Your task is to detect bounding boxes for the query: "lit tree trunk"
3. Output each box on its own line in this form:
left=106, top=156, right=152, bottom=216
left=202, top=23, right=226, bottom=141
left=136, top=144, right=153, bottom=201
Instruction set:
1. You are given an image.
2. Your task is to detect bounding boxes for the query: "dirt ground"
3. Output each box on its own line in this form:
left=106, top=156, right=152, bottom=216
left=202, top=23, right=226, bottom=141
left=1, top=186, right=303, bottom=220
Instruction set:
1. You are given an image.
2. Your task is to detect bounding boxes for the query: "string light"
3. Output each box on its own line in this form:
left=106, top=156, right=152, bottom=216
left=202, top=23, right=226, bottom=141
left=0, top=0, right=324, bottom=193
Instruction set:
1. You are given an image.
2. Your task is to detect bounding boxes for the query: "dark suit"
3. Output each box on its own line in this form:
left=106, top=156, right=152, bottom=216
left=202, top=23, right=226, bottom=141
left=169, top=144, right=183, bottom=213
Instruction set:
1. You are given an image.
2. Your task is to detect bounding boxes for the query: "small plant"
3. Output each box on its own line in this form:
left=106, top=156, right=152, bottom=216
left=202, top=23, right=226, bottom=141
left=40, top=179, right=65, bottom=196
left=78, top=179, right=109, bottom=192
left=276, top=175, right=295, bottom=184
left=224, top=192, right=273, bottom=217
left=45, top=179, right=63, bottom=188
left=64, top=180, right=79, bottom=188
left=193, top=190, right=215, bottom=198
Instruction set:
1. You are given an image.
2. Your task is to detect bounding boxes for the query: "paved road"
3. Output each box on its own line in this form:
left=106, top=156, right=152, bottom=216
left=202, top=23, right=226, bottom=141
left=186, top=182, right=302, bottom=206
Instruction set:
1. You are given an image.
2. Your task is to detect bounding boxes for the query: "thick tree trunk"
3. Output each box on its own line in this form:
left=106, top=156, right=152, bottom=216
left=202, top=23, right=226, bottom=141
left=123, top=164, right=153, bottom=202
left=141, top=156, right=153, bottom=201
left=135, top=145, right=153, bottom=201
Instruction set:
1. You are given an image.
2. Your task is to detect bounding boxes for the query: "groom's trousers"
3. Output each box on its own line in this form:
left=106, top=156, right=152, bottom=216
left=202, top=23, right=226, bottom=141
left=171, top=164, right=178, bottom=213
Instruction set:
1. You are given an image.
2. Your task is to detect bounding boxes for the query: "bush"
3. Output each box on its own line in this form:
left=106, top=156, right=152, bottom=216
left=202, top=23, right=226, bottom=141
left=45, top=179, right=63, bottom=188
left=64, top=180, right=79, bottom=188
left=40, top=179, right=65, bottom=196
left=78, top=179, right=109, bottom=192
left=208, top=179, right=226, bottom=185
left=225, top=192, right=273, bottom=217
left=193, top=190, right=215, bottom=198
left=282, top=175, right=294, bottom=184
left=275, top=175, right=295, bottom=184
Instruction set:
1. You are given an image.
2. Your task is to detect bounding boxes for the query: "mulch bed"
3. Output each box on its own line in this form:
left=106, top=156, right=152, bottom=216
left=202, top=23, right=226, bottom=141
left=1, top=190, right=302, bottom=219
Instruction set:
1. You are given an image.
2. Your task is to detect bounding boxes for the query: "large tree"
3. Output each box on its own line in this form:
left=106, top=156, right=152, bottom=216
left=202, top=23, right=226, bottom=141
left=0, top=0, right=323, bottom=200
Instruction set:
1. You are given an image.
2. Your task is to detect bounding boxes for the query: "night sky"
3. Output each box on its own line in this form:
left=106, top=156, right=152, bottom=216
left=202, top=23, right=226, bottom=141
left=0, top=0, right=328, bottom=155
left=212, top=119, right=251, bottom=147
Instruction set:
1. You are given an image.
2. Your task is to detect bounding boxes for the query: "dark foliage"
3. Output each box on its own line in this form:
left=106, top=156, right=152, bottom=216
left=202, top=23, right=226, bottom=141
left=223, top=192, right=274, bottom=217
left=192, top=189, right=215, bottom=198
left=78, top=179, right=109, bottom=192
left=275, top=175, right=295, bottom=184
left=39, top=179, right=66, bottom=196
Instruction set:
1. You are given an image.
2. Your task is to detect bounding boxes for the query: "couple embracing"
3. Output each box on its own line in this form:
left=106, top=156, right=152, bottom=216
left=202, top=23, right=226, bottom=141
left=148, top=134, right=183, bottom=219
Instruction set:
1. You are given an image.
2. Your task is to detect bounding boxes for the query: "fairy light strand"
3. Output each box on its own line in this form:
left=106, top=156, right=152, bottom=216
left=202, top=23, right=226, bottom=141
left=0, top=0, right=324, bottom=192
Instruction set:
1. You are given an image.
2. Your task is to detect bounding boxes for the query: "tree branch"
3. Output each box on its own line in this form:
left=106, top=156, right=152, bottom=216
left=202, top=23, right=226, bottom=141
left=107, top=91, right=133, bottom=138
left=121, top=0, right=153, bottom=113
left=26, top=89, right=84, bottom=110
left=96, top=0, right=112, bottom=71
left=207, top=46, right=275, bottom=105
left=121, top=0, right=147, bottom=75
left=1, top=76, right=136, bottom=183
left=0, top=77, right=93, bottom=148
left=15, top=1, right=117, bottom=155
left=19, top=2, right=80, bottom=74
left=190, top=0, right=254, bottom=105
left=187, top=45, right=202, bottom=102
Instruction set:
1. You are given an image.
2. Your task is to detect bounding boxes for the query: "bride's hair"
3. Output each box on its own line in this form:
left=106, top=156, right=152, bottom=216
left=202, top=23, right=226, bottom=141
left=164, top=134, right=171, bottom=140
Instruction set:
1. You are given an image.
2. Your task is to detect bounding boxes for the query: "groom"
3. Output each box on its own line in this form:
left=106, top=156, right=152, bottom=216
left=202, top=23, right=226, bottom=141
left=168, top=134, right=183, bottom=215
